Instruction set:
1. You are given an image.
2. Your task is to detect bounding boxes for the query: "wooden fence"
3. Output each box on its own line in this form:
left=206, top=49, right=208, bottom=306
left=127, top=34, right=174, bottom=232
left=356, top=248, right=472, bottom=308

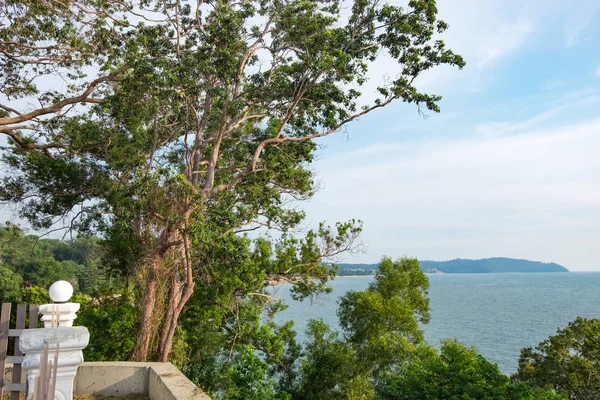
left=0, top=303, right=38, bottom=399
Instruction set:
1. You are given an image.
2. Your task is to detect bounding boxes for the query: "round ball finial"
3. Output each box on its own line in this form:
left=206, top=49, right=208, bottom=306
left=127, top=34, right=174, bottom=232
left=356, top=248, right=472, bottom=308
left=48, top=280, right=74, bottom=303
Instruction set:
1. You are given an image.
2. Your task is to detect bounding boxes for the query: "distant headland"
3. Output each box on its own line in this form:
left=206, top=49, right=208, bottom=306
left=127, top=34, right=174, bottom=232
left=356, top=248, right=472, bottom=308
left=336, top=258, right=569, bottom=276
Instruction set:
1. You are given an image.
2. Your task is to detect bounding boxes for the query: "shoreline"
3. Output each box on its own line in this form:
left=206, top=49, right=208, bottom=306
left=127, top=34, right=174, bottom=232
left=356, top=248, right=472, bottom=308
left=335, top=271, right=575, bottom=277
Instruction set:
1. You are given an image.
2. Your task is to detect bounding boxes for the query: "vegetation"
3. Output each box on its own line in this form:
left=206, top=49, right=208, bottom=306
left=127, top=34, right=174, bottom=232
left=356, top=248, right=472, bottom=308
left=379, top=339, right=566, bottom=400
left=514, top=317, right=600, bottom=400
left=337, top=257, right=569, bottom=275
left=0, top=224, right=110, bottom=298
left=3, top=243, right=589, bottom=399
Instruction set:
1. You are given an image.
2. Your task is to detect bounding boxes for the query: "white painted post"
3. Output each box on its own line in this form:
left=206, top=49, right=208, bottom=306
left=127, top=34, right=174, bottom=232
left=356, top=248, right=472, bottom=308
left=19, top=281, right=90, bottom=400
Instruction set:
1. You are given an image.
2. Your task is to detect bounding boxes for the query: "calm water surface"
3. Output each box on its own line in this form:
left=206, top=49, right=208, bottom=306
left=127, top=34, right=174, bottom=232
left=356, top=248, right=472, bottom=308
left=274, top=272, right=600, bottom=374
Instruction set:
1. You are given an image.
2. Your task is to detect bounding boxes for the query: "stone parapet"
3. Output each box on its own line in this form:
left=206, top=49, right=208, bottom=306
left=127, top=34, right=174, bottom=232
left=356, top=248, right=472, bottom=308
left=74, top=362, right=211, bottom=400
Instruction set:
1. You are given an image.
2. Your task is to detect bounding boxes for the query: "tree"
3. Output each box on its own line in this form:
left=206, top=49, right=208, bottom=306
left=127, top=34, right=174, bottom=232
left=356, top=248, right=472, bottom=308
left=74, top=291, right=140, bottom=362
left=1, top=0, right=464, bottom=361
left=293, top=257, right=432, bottom=399
left=294, top=319, right=364, bottom=400
left=175, top=229, right=350, bottom=396
left=0, top=223, right=107, bottom=293
left=514, top=317, right=600, bottom=400
left=378, top=339, right=566, bottom=400
left=0, top=264, right=22, bottom=300
left=338, top=256, right=430, bottom=373
left=222, top=346, right=290, bottom=400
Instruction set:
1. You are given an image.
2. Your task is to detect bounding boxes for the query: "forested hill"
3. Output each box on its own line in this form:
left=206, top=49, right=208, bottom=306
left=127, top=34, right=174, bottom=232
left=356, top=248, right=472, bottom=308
left=337, top=258, right=569, bottom=275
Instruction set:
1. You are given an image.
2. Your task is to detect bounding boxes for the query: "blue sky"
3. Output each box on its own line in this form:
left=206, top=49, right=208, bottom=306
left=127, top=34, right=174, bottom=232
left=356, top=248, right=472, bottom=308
left=300, top=0, right=600, bottom=271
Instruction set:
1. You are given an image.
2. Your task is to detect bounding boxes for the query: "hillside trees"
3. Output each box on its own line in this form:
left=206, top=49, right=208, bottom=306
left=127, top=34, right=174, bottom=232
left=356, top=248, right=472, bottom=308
left=0, top=264, right=22, bottom=299
left=0, top=0, right=464, bottom=361
left=0, top=223, right=106, bottom=294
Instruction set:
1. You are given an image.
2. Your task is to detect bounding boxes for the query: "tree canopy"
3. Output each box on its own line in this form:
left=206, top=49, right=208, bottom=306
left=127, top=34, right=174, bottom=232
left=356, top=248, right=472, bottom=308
left=378, top=339, right=566, bottom=400
left=1, top=0, right=464, bottom=361
left=514, top=317, right=600, bottom=400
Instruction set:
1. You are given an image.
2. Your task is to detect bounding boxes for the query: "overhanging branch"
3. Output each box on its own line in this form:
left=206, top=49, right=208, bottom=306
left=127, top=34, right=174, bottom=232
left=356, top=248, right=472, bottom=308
left=0, top=65, right=126, bottom=127
left=209, top=95, right=398, bottom=196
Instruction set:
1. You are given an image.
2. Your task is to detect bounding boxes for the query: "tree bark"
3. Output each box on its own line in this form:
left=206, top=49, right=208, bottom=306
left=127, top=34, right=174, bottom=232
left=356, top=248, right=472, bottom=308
left=158, top=276, right=179, bottom=358
left=157, top=302, right=180, bottom=362
left=131, top=262, right=160, bottom=361
left=158, top=239, right=196, bottom=362
left=158, top=276, right=195, bottom=362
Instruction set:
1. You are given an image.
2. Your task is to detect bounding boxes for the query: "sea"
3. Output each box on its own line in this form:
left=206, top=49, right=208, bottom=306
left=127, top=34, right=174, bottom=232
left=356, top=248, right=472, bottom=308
left=273, top=272, right=600, bottom=375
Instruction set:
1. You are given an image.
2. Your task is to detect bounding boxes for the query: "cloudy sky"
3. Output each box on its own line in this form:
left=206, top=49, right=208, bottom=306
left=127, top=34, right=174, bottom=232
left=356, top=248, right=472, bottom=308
left=302, top=0, right=600, bottom=271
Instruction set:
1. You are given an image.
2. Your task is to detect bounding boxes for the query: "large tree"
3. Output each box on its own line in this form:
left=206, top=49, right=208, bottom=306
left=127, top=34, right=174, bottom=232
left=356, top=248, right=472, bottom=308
left=0, top=0, right=464, bottom=361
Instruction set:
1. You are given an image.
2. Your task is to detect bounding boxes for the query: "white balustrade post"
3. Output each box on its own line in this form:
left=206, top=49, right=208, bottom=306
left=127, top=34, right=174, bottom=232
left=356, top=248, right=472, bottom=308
left=40, top=280, right=80, bottom=327
left=19, top=281, right=90, bottom=400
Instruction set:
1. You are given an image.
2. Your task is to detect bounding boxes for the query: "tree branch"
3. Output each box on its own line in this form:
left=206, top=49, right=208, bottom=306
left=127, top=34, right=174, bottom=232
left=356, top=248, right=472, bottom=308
left=0, top=65, right=126, bottom=127
left=209, top=95, right=397, bottom=195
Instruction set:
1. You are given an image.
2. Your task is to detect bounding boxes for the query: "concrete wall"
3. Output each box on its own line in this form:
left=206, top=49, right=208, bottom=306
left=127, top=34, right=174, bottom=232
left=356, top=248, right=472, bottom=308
left=74, top=362, right=211, bottom=399
left=148, top=363, right=210, bottom=400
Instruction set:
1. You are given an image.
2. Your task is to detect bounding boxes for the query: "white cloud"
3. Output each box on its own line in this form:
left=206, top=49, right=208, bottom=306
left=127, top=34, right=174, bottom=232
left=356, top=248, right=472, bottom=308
left=563, top=6, right=598, bottom=47
left=595, top=66, right=600, bottom=77
left=434, top=0, right=536, bottom=68
left=474, top=108, right=559, bottom=138
left=474, top=90, right=600, bottom=138
left=476, top=22, right=533, bottom=67
left=303, top=118, right=600, bottom=270
left=356, top=0, right=539, bottom=101
left=539, top=79, right=567, bottom=91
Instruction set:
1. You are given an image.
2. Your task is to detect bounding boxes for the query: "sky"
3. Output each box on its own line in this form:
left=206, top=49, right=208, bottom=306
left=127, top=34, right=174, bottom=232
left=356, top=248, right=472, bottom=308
left=2, top=0, right=599, bottom=271
left=299, top=0, right=600, bottom=271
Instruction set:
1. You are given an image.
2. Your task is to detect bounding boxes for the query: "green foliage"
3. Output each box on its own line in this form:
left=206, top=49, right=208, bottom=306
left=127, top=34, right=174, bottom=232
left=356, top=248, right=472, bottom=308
left=291, top=258, right=568, bottom=400
left=0, top=264, right=22, bottom=300
left=293, top=257, right=431, bottom=400
left=23, top=257, right=77, bottom=289
left=8, top=286, right=50, bottom=306
left=179, top=230, right=336, bottom=395
left=0, top=223, right=114, bottom=295
left=377, top=339, right=556, bottom=400
left=295, top=319, right=367, bottom=400
left=338, top=257, right=430, bottom=372
left=223, top=346, right=291, bottom=400
left=74, top=291, right=139, bottom=361
left=514, top=317, right=600, bottom=400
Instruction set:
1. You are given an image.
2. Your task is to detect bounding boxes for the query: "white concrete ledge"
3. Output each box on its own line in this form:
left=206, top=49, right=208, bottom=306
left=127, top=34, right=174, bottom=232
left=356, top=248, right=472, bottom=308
left=74, top=362, right=211, bottom=399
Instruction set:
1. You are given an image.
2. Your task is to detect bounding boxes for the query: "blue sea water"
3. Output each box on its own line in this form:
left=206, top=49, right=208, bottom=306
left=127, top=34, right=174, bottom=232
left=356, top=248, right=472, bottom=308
left=273, top=272, right=600, bottom=374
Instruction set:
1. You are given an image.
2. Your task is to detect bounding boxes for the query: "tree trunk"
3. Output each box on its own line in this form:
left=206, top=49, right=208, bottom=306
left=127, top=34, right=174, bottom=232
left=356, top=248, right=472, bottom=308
left=158, top=250, right=196, bottom=362
left=131, top=263, right=160, bottom=361
left=158, top=304, right=180, bottom=362
left=158, top=276, right=178, bottom=357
